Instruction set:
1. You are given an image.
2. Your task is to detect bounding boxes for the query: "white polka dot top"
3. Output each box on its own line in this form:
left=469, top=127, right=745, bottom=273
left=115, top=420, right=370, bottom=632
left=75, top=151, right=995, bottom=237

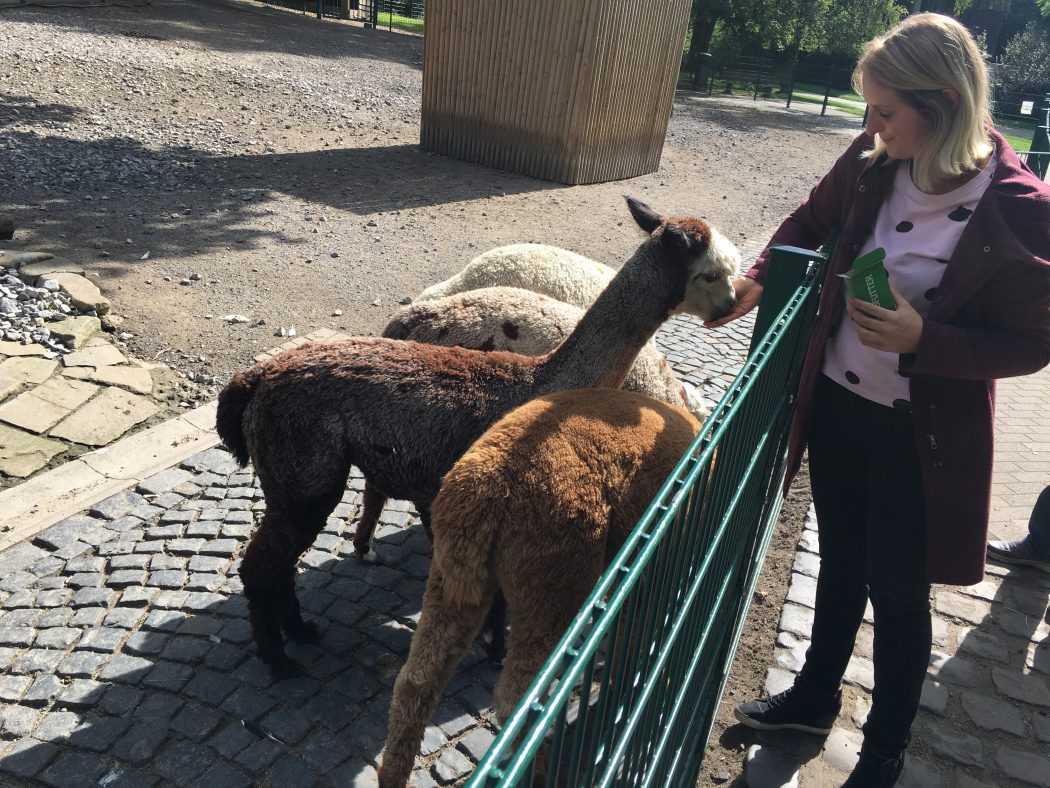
left=822, top=152, right=997, bottom=411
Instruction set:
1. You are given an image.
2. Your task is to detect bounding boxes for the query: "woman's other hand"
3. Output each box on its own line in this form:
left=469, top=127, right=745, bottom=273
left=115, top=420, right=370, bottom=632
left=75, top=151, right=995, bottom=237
left=847, top=286, right=923, bottom=353
left=704, top=276, right=764, bottom=329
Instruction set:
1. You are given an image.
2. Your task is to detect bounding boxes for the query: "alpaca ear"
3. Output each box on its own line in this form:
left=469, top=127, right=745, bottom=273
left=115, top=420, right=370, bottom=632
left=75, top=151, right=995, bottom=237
left=625, top=196, right=662, bottom=234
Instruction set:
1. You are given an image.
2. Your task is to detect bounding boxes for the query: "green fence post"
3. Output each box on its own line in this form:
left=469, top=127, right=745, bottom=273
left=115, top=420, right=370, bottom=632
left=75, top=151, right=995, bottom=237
left=1028, top=93, right=1050, bottom=181
left=747, top=245, right=827, bottom=358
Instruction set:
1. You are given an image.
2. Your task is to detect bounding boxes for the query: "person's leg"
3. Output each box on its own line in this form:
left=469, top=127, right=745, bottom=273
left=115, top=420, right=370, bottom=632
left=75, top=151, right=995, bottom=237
left=735, top=378, right=871, bottom=733
left=798, top=379, right=873, bottom=695
left=852, top=399, right=930, bottom=782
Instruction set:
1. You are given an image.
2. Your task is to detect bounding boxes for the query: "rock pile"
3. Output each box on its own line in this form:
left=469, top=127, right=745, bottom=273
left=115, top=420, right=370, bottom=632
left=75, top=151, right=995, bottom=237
left=0, top=251, right=111, bottom=357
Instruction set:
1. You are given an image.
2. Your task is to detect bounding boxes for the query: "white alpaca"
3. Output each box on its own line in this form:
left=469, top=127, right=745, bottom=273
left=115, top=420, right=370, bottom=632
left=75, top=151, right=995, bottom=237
left=415, top=243, right=616, bottom=308
left=383, top=286, right=708, bottom=418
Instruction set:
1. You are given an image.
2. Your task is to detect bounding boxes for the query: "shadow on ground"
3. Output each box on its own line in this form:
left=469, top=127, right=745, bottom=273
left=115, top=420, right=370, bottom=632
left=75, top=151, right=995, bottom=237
left=2, top=132, right=560, bottom=271
left=0, top=449, right=499, bottom=786
left=6, top=0, right=423, bottom=68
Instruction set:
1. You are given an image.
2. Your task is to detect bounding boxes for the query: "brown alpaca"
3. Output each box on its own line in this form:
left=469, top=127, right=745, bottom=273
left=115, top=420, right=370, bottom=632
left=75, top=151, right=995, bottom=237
left=215, top=197, right=738, bottom=677
left=378, top=388, right=702, bottom=787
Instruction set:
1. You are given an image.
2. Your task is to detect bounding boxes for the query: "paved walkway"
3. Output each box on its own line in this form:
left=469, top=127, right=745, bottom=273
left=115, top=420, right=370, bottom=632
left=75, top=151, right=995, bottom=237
left=0, top=294, right=1047, bottom=787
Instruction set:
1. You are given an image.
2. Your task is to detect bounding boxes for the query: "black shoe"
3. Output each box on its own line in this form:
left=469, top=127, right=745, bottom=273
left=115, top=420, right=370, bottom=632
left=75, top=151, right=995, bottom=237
left=734, top=680, right=841, bottom=735
left=987, top=539, right=1050, bottom=572
left=841, top=748, right=904, bottom=787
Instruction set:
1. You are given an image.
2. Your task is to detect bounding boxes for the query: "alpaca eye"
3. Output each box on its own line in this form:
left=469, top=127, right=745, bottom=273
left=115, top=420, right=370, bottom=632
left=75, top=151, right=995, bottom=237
left=701, top=272, right=722, bottom=283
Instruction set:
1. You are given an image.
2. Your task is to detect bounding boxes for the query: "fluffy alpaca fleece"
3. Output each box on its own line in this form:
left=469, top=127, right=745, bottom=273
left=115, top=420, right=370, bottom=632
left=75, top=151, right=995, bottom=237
left=378, top=389, right=702, bottom=787
left=415, top=243, right=616, bottom=308
left=215, top=197, right=739, bottom=677
left=383, top=285, right=707, bottom=419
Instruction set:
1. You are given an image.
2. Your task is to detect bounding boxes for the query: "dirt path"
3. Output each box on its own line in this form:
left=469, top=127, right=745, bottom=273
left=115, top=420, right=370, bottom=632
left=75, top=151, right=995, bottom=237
left=1, top=1, right=859, bottom=782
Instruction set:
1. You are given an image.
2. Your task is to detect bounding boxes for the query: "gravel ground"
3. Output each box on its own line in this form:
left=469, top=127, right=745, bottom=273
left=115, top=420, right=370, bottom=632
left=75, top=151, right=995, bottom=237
left=1, top=1, right=861, bottom=783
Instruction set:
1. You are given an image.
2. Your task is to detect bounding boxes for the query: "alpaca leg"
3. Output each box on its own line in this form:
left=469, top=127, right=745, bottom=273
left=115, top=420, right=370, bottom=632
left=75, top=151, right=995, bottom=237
left=379, top=565, right=494, bottom=788
left=418, top=504, right=433, bottom=543
left=240, top=518, right=300, bottom=679
left=279, top=489, right=343, bottom=644
left=492, top=627, right=560, bottom=725
left=240, top=491, right=342, bottom=678
left=491, top=625, right=564, bottom=784
left=354, top=482, right=386, bottom=563
left=481, top=592, right=508, bottom=665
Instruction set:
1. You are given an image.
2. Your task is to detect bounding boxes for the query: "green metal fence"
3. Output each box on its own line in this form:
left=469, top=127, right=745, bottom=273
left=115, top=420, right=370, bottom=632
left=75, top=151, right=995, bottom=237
left=466, top=243, right=830, bottom=787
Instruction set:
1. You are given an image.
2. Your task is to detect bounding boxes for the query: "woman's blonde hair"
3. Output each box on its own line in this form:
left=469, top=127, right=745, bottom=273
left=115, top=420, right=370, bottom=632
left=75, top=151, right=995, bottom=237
left=853, top=13, right=993, bottom=192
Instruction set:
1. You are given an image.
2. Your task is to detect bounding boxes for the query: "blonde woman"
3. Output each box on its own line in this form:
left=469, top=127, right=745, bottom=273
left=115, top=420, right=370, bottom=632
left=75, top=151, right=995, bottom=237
left=707, top=13, right=1050, bottom=788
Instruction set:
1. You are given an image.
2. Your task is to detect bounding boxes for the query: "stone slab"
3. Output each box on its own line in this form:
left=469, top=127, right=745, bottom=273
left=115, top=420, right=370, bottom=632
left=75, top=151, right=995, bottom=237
left=47, top=316, right=101, bottom=350
left=79, top=410, right=218, bottom=480
left=30, top=377, right=100, bottom=410
left=62, top=344, right=127, bottom=369
left=995, top=745, right=1050, bottom=786
left=0, top=341, right=47, bottom=358
left=0, top=391, right=70, bottom=434
left=49, top=388, right=159, bottom=447
left=86, top=365, right=153, bottom=395
left=1, top=251, right=53, bottom=268
left=992, top=667, right=1050, bottom=706
left=18, top=257, right=83, bottom=279
left=744, top=744, right=800, bottom=788
left=961, top=691, right=1026, bottom=736
left=44, top=272, right=110, bottom=316
left=0, top=357, right=58, bottom=386
left=0, top=377, right=18, bottom=400
left=923, top=725, right=984, bottom=768
left=822, top=728, right=862, bottom=774
left=0, top=423, right=66, bottom=479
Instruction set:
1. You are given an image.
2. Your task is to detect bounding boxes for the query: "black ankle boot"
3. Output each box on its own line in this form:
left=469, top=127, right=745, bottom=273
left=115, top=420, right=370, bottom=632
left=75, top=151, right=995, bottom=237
left=841, top=746, right=905, bottom=787
left=734, top=677, right=842, bottom=735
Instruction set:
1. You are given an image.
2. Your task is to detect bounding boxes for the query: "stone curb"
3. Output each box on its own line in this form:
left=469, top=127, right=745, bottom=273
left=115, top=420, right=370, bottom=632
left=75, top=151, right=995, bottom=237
left=0, top=401, right=219, bottom=552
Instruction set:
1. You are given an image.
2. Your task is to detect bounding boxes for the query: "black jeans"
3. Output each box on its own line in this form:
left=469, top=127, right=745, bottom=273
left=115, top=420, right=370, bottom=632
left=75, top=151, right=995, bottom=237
left=799, top=376, right=931, bottom=756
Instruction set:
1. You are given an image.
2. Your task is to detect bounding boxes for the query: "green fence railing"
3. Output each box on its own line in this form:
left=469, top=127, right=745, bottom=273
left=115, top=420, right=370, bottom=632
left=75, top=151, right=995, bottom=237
left=467, top=243, right=829, bottom=787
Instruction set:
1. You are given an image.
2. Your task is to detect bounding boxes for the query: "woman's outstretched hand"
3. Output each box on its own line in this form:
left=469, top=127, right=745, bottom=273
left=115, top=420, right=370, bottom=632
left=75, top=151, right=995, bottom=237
left=847, top=286, right=923, bottom=353
left=704, top=276, right=764, bottom=329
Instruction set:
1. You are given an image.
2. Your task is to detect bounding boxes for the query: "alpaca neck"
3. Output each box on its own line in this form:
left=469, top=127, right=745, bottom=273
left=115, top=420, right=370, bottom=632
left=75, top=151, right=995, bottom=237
left=536, top=242, right=683, bottom=391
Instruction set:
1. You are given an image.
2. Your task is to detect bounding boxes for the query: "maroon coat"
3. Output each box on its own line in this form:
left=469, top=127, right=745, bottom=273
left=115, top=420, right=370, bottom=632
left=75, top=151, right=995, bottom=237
left=747, top=129, right=1050, bottom=585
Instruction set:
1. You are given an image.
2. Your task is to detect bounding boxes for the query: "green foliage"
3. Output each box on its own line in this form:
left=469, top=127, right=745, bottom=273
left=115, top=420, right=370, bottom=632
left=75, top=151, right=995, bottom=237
left=997, top=21, right=1050, bottom=92
left=688, top=0, right=907, bottom=60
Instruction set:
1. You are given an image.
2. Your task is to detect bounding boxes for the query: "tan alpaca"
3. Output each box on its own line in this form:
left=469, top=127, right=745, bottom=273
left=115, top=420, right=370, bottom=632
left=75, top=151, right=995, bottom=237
left=379, top=388, right=702, bottom=787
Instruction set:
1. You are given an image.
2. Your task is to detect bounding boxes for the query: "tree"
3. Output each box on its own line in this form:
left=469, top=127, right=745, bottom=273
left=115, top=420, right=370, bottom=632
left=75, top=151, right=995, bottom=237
left=997, top=21, right=1050, bottom=92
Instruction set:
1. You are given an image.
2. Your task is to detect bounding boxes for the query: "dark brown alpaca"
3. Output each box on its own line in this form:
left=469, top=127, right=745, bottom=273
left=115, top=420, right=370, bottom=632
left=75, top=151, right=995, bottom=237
left=215, top=197, right=739, bottom=677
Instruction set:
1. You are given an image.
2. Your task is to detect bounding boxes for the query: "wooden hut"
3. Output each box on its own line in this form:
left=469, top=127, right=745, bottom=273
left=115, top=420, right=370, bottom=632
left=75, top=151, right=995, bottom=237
left=420, top=0, right=692, bottom=185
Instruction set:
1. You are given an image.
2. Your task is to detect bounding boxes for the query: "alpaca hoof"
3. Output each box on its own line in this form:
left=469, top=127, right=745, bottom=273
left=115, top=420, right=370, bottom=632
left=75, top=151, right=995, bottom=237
left=356, top=546, right=379, bottom=564
left=286, top=618, right=320, bottom=644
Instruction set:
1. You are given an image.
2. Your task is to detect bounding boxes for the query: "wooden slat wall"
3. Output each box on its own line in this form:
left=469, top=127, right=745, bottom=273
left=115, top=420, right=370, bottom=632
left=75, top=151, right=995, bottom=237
left=421, top=0, right=692, bottom=185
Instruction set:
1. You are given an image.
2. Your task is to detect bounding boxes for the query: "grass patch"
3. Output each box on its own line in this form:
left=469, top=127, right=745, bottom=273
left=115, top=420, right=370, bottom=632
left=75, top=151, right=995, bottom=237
left=376, top=11, right=423, bottom=31
left=790, top=93, right=865, bottom=117
left=1000, top=130, right=1032, bottom=152
left=793, top=81, right=862, bottom=102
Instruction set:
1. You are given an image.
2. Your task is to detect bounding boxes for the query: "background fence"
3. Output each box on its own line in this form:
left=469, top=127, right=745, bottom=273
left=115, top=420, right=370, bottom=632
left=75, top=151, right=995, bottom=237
left=466, top=243, right=830, bottom=787
left=250, top=0, right=424, bottom=31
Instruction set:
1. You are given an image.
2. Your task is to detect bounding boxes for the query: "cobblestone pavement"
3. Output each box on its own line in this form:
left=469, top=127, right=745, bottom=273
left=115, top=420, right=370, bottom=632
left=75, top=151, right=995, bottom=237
left=1, top=278, right=1048, bottom=788
left=0, top=307, right=756, bottom=787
